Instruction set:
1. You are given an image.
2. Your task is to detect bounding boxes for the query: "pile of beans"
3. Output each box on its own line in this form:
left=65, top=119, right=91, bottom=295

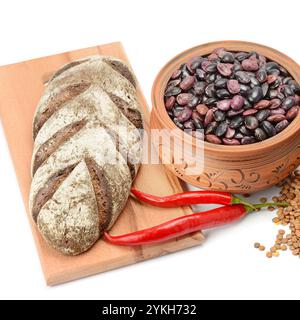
left=164, top=48, right=300, bottom=145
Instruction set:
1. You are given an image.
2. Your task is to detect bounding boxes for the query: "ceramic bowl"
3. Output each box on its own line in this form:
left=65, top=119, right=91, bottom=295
left=151, top=41, right=300, bottom=193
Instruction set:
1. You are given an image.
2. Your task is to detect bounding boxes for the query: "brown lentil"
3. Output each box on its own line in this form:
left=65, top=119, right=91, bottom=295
left=259, top=245, right=265, bottom=252
left=266, top=252, right=273, bottom=258
left=259, top=197, right=268, bottom=204
left=268, top=171, right=300, bottom=259
left=254, top=242, right=260, bottom=249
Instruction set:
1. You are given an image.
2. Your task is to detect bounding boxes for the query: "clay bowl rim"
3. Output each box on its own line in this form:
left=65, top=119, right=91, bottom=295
left=151, top=40, right=300, bottom=156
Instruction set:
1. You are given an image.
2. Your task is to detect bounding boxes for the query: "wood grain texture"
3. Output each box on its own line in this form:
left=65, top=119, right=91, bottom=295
left=152, top=40, right=300, bottom=193
left=0, top=42, right=204, bottom=285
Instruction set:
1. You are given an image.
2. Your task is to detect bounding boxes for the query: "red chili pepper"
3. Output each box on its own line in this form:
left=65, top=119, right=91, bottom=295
left=131, top=188, right=254, bottom=209
left=104, top=202, right=287, bottom=246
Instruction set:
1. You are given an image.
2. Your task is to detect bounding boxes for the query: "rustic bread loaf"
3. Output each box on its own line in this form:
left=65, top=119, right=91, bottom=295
left=29, top=56, right=143, bottom=255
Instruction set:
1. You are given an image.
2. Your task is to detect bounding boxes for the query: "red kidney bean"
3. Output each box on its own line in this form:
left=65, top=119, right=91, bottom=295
left=208, top=53, right=219, bottom=61
left=225, top=127, right=236, bottom=139
left=231, top=95, right=245, bottom=111
left=217, top=99, right=231, bottom=111
left=176, top=93, right=194, bottom=105
left=195, top=104, right=208, bottom=116
left=270, top=108, right=285, bottom=115
left=254, top=100, right=270, bottom=110
left=205, top=134, right=222, bottom=144
left=180, top=76, right=195, bottom=90
left=171, top=69, right=182, bottom=79
left=269, top=98, right=282, bottom=109
left=267, top=114, right=286, bottom=123
left=242, top=59, right=259, bottom=71
left=227, top=80, right=240, bottom=94
left=243, top=109, right=257, bottom=116
left=217, top=63, right=233, bottom=77
left=201, top=60, right=211, bottom=72
left=286, top=106, right=299, bottom=120
left=235, top=71, right=251, bottom=84
left=177, top=107, right=193, bottom=122
left=204, top=109, right=215, bottom=126
left=165, top=96, right=176, bottom=110
left=214, top=47, right=226, bottom=56
left=267, top=75, right=278, bottom=84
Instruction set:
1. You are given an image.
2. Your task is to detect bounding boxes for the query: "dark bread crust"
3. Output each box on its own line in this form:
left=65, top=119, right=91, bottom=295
left=32, top=120, right=86, bottom=175
left=50, top=59, right=90, bottom=81
left=85, top=157, right=113, bottom=233
left=107, top=92, right=143, bottom=129
left=103, top=59, right=136, bottom=88
left=32, top=164, right=78, bottom=222
left=33, top=82, right=90, bottom=139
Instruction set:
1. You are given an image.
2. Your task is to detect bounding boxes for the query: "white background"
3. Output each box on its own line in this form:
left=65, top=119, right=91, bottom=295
left=0, top=0, right=299, bottom=300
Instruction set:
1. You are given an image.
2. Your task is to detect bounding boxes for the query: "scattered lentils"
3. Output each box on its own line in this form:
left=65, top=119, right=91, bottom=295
left=260, top=197, right=268, bottom=204
left=266, top=171, right=300, bottom=259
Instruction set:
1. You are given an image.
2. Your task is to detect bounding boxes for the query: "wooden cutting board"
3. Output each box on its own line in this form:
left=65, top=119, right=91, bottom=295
left=0, top=42, right=204, bottom=285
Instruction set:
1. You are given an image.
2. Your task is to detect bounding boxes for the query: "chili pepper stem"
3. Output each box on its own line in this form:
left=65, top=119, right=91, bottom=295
left=231, top=196, right=256, bottom=210
left=246, top=202, right=289, bottom=213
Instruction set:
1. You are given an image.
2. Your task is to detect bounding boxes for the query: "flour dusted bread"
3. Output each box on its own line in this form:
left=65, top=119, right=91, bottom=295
left=29, top=56, right=143, bottom=255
